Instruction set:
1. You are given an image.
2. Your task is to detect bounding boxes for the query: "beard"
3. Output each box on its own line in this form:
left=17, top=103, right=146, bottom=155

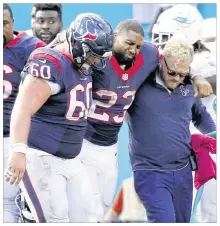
left=112, top=50, right=135, bottom=66
left=33, top=31, right=56, bottom=45
left=3, top=35, right=7, bottom=46
left=39, top=33, right=56, bottom=45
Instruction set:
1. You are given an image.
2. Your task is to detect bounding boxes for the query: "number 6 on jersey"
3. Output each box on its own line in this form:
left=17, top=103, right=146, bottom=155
left=65, top=82, right=92, bottom=121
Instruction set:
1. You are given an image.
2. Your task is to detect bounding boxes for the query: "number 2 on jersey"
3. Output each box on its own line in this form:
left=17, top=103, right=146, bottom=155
left=88, top=89, right=136, bottom=123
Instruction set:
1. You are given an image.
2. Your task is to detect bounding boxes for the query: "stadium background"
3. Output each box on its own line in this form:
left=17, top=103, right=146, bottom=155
left=10, top=3, right=216, bottom=196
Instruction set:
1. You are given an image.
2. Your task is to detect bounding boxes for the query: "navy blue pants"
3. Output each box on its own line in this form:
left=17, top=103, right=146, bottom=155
left=134, top=164, right=193, bottom=223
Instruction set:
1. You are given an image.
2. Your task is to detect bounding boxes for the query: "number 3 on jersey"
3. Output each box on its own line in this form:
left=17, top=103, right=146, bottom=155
left=88, top=89, right=136, bottom=123
left=65, top=82, right=92, bottom=121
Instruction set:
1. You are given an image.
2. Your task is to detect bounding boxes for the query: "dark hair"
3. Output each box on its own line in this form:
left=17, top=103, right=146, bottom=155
left=193, top=40, right=211, bottom=53
left=115, top=19, right=144, bottom=37
left=33, top=4, right=62, bottom=21
left=3, top=4, right=13, bottom=19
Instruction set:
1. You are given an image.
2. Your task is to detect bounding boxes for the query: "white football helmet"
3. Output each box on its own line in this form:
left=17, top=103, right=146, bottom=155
left=152, top=4, right=203, bottom=46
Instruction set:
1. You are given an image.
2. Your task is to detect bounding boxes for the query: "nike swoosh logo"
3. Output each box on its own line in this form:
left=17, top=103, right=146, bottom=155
left=38, top=59, right=46, bottom=63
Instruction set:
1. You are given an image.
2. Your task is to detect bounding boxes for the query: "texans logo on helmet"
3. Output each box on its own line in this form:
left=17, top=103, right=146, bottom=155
left=73, top=18, right=98, bottom=41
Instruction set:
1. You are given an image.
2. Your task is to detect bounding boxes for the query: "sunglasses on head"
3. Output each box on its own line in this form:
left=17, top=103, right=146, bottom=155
left=164, top=58, right=191, bottom=78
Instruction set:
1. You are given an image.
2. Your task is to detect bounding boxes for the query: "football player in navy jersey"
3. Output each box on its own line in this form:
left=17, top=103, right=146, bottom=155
left=6, top=13, right=114, bottom=223
left=80, top=20, right=159, bottom=220
left=3, top=3, right=45, bottom=222
left=49, top=19, right=213, bottom=222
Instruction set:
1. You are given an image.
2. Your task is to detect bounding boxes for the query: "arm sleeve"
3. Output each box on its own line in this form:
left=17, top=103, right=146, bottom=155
left=192, top=98, right=216, bottom=134
left=112, top=187, right=124, bottom=214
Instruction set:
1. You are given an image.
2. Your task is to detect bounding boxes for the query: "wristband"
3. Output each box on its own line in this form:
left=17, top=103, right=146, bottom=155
left=11, top=143, right=28, bottom=155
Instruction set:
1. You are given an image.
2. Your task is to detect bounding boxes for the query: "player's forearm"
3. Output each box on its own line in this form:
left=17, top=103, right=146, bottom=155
left=10, top=107, right=31, bottom=145
left=192, top=74, right=213, bottom=98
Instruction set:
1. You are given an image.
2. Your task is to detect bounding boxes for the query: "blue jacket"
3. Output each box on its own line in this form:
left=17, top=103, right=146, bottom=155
left=127, top=69, right=216, bottom=171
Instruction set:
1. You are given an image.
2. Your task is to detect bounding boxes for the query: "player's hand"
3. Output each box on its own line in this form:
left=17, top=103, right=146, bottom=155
left=47, top=31, right=66, bottom=47
left=5, top=152, right=26, bottom=185
left=193, top=75, right=213, bottom=98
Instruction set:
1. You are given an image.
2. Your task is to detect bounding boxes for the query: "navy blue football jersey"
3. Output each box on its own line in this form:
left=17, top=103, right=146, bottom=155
left=3, top=31, right=45, bottom=136
left=85, top=42, right=159, bottom=146
left=22, top=47, right=92, bottom=158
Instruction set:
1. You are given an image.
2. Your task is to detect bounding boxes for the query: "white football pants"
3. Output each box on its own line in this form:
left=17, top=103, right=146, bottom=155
left=79, top=139, right=118, bottom=221
left=19, top=148, right=97, bottom=223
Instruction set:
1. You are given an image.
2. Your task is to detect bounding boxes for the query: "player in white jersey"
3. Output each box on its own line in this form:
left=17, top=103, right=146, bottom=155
left=151, top=4, right=216, bottom=134
left=201, top=17, right=216, bottom=95
left=151, top=4, right=216, bottom=222
left=190, top=16, right=216, bottom=133
left=192, top=17, right=217, bottom=223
